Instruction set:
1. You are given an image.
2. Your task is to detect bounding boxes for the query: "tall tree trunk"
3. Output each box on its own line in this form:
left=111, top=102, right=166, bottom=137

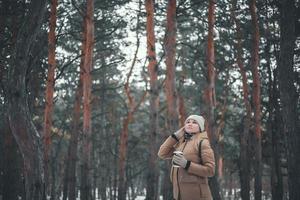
left=0, top=0, right=7, bottom=53
left=163, top=1, right=178, bottom=199
left=118, top=116, right=131, bottom=200
left=178, top=94, right=187, bottom=127
left=164, top=0, right=178, bottom=131
left=63, top=68, right=83, bottom=200
left=2, top=6, right=23, bottom=199
left=145, top=0, right=159, bottom=199
left=68, top=80, right=83, bottom=200
left=62, top=160, right=69, bottom=199
left=118, top=10, right=146, bottom=199
left=178, top=74, right=187, bottom=127
left=98, top=55, right=108, bottom=200
left=248, top=1, right=262, bottom=199
left=80, top=0, right=94, bottom=199
left=269, top=70, right=284, bottom=200
left=63, top=18, right=87, bottom=200
left=231, top=0, right=251, bottom=199
left=109, top=107, right=118, bottom=200
left=44, top=0, right=58, bottom=195
left=2, top=117, right=23, bottom=200
left=264, top=15, right=284, bottom=199
left=278, top=0, right=300, bottom=199
left=6, top=0, right=47, bottom=199
left=204, top=0, right=221, bottom=199
left=215, top=71, right=229, bottom=180
left=50, top=136, right=64, bottom=200
left=8, top=56, right=46, bottom=200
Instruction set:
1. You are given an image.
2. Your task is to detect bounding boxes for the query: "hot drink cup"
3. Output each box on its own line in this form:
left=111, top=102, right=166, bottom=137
left=172, top=151, right=183, bottom=168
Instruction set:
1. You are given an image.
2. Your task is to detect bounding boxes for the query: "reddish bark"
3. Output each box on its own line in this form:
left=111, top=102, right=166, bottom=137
left=205, top=0, right=216, bottom=121
left=178, top=94, right=187, bottom=127
left=164, top=0, right=178, bottom=132
left=118, top=116, right=131, bottom=200
left=163, top=1, right=178, bottom=199
left=118, top=89, right=147, bottom=200
left=43, top=0, right=58, bottom=192
left=203, top=0, right=216, bottom=141
left=204, top=1, right=221, bottom=199
left=81, top=0, right=94, bottom=199
left=178, top=73, right=187, bottom=127
left=248, top=0, right=262, bottom=199
left=62, top=22, right=85, bottom=199
left=231, top=0, right=251, bottom=199
left=67, top=31, right=85, bottom=200
left=218, top=158, right=223, bottom=178
left=145, top=0, right=159, bottom=199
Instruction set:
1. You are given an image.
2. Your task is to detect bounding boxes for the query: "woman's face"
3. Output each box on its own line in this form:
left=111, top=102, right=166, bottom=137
left=184, top=119, right=200, bottom=134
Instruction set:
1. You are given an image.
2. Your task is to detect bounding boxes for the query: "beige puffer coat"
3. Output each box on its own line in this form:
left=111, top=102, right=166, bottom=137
left=158, top=132, right=215, bottom=200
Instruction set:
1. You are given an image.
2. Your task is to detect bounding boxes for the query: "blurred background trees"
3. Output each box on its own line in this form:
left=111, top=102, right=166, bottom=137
left=0, top=0, right=299, bottom=200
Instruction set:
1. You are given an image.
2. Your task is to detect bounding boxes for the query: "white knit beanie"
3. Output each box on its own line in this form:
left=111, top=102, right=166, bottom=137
left=185, top=115, right=205, bottom=132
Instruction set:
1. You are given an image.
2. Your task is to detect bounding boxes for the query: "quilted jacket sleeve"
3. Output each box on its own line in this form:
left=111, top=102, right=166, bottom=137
left=187, top=139, right=215, bottom=177
left=157, top=136, right=177, bottom=159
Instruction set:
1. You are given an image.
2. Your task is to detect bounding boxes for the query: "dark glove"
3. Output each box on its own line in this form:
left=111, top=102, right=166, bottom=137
left=172, top=127, right=185, bottom=141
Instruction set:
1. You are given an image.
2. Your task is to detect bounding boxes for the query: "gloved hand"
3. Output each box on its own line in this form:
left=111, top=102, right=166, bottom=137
left=173, top=127, right=185, bottom=141
left=172, top=153, right=190, bottom=169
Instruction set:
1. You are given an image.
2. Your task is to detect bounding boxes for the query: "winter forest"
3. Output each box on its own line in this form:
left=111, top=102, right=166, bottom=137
left=0, top=0, right=299, bottom=200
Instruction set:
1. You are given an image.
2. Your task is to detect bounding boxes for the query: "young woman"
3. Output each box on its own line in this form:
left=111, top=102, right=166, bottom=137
left=158, top=115, right=215, bottom=200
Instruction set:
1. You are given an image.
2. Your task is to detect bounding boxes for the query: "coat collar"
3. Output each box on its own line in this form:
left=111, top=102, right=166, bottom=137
left=184, top=131, right=209, bottom=141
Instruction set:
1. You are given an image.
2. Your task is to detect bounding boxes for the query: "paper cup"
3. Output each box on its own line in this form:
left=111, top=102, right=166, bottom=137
left=172, top=151, right=183, bottom=168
